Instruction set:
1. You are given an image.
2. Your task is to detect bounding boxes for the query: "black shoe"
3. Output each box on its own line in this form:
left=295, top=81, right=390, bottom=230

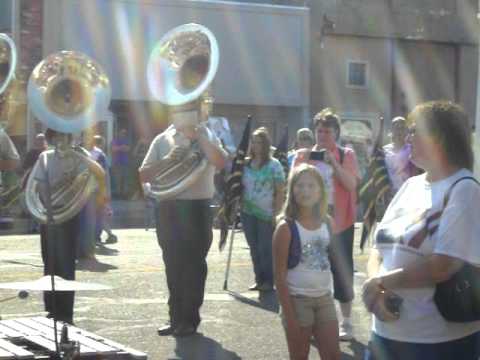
left=248, top=283, right=259, bottom=291
left=157, top=323, right=175, bottom=336
left=173, top=324, right=196, bottom=337
left=105, top=234, right=118, bottom=244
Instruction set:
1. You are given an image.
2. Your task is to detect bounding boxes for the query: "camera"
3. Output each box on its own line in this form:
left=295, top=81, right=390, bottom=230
left=384, top=293, right=403, bottom=315
left=309, top=150, right=326, bottom=161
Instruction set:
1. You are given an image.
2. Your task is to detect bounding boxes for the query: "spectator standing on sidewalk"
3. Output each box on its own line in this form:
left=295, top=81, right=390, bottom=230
left=288, top=128, right=314, bottom=168
left=383, top=116, right=420, bottom=198
left=89, top=135, right=117, bottom=245
left=242, top=127, right=285, bottom=292
left=111, top=128, right=130, bottom=199
left=363, top=101, right=480, bottom=359
left=293, top=109, right=360, bottom=341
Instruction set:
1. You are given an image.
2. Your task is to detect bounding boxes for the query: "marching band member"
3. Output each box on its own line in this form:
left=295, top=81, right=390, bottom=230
left=31, top=128, right=107, bottom=324
left=139, top=106, right=227, bottom=337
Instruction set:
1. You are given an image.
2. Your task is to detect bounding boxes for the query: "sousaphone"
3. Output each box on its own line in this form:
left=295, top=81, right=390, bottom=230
left=25, top=51, right=111, bottom=224
left=0, top=33, right=16, bottom=96
left=145, top=23, right=219, bottom=200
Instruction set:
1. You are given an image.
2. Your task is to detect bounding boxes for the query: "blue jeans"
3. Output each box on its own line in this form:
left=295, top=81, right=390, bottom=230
left=366, top=331, right=480, bottom=360
left=241, top=212, right=274, bottom=286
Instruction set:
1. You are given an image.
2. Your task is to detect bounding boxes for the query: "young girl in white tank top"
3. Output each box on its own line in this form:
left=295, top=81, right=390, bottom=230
left=273, top=164, right=340, bottom=360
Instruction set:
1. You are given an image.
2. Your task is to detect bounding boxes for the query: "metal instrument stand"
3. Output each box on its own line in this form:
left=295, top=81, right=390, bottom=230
left=41, top=153, right=62, bottom=358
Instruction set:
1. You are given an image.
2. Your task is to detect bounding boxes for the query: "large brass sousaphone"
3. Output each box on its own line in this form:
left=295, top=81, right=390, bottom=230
left=25, top=51, right=111, bottom=224
left=0, top=34, right=16, bottom=96
left=145, top=23, right=219, bottom=200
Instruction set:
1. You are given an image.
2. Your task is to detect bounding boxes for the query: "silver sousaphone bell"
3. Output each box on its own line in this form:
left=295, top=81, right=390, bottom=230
left=145, top=23, right=219, bottom=200
left=28, top=51, right=111, bottom=133
left=0, top=33, right=17, bottom=96
left=25, top=51, right=111, bottom=224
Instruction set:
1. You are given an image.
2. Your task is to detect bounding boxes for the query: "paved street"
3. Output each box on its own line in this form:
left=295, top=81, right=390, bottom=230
left=0, top=225, right=372, bottom=359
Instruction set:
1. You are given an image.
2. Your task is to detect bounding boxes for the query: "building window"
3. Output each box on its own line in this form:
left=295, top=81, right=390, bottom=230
left=347, top=61, right=368, bottom=88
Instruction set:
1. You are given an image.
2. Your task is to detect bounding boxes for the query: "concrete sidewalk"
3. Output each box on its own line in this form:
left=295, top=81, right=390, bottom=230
left=0, top=226, right=372, bottom=359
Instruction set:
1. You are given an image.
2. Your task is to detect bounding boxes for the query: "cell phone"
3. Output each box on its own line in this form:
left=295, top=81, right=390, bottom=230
left=384, top=293, right=403, bottom=315
left=309, top=150, right=326, bottom=161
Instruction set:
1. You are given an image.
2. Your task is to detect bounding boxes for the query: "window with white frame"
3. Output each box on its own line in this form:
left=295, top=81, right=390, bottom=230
left=347, top=61, right=368, bottom=88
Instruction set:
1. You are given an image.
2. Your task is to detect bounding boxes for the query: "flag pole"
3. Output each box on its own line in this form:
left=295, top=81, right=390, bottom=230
left=223, top=202, right=238, bottom=291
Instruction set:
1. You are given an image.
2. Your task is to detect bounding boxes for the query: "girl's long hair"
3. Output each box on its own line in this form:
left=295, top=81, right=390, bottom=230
left=279, top=164, right=328, bottom=223
left=247, top=127, right=272, bottom=168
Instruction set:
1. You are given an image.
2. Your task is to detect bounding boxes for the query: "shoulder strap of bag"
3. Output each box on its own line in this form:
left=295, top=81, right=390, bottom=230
left=286, top=219, right=301, bottom=269
left=338, top=146, right=345, bottom=165
left=325, top=216, right=333, bottom=238
left=442, top=176, right=480, bottom=210
left=422, top=176, right=479, bottom=242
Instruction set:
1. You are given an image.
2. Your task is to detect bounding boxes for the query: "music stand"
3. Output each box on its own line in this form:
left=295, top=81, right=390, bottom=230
left=41, top=152, right=61, bottom=357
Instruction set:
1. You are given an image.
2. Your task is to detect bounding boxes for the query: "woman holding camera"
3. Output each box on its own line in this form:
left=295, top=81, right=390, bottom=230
left=362, top=101, right=480, bottom=359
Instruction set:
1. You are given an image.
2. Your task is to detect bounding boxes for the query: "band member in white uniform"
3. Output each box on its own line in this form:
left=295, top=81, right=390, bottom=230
left=31, top=128, right=107, bottom=324
left=139, top=109, right=227, bottom=337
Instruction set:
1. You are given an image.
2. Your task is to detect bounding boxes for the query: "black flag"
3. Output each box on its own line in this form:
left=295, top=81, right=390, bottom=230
left=273, top=126, right=289, bottom=179
left=358, top=117, right=391, bottom=250
left=218, top=116, right=252, bottom=251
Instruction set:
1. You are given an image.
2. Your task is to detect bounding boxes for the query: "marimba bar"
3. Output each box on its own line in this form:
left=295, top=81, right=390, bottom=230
left=0, top=317, right=147, bottom=359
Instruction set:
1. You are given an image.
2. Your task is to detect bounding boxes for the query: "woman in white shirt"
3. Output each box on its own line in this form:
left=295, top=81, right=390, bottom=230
left=362, top=101, right=480, bottom=359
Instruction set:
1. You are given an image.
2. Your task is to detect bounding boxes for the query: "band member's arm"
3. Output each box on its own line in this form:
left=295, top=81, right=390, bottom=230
left=138, top=146, right=186, bottom=183
left=86, top=161, right=108, bottom=206
left=0, top=158, right=19, bottom=171
left=70, top=150, right=108, bottom=205
left=0, top=130, right=20, bottom=170
left=195, top=126, right=227, bottom=170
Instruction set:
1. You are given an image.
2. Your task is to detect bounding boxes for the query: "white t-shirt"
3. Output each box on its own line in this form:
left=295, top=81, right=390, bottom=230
left=287, top=221, right=332, bottom=297
left=141, top=125, right=222, bottom=200
left=32, top=148, right=93, bottom=209
left=373, top=168, right=480, bottom=343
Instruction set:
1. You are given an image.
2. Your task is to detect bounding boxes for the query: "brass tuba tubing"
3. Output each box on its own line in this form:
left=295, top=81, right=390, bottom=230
left=25, top=51, right=111, bottom=224
left=144, top=24, right=219, bottom=201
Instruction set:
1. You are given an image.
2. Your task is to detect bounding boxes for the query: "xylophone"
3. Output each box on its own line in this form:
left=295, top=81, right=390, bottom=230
left=0, top=317, right=147, bottom=359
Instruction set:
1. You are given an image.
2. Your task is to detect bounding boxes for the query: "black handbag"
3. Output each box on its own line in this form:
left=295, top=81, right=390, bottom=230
left=433, top=176, right=480, bottom=322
